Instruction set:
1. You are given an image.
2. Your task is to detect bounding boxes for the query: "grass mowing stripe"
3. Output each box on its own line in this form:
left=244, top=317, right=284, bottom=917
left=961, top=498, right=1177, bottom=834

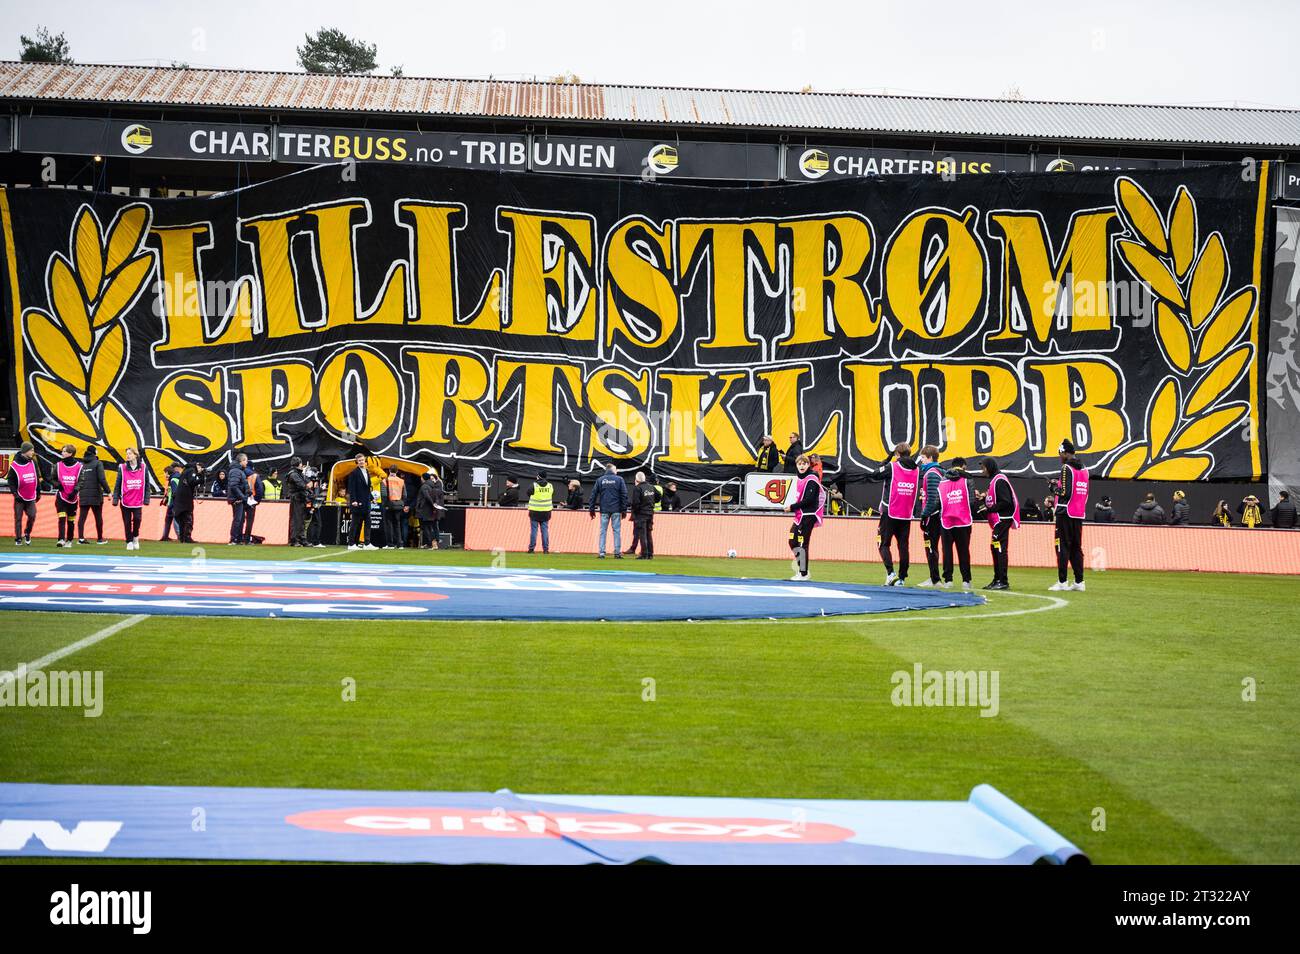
left=0, top=615, right=146, bottom=684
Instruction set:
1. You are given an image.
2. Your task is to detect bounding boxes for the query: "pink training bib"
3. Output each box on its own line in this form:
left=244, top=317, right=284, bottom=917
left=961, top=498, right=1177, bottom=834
left=939, top=476, right=972, bottom=529
left=986, top=473, right=1020, bottom=530
left=793, top=473, right=826, bottom=527
left=57, top=459, right=82, bottom=502
left=1065, top=465, right=1090, bottom=519
left=119, top=465, right=146, bottom=508
left=11, top=459, right=38, bottom=501
left=883, top=460, right=919, bottom=519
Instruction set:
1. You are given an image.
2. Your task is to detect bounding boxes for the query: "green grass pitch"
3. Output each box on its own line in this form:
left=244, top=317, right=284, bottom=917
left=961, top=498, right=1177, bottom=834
left=1, top=538, right=1296, bottom=864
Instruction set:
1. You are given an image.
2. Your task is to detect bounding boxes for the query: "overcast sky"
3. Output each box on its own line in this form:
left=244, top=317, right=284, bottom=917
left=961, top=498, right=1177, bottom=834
left=2, top=0, right=1297, bottom=109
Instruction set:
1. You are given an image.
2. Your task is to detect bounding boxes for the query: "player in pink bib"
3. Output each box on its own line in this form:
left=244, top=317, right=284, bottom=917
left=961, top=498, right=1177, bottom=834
left=938, top=457, right=975, bottom=589
left=54, top=443, right=83, bottom=547
left=1049, top=438, right=1090, bottom=592
left=783, top=454, right=825, bottom=581
left=111, top=447, right=151, bottom=550
left=875, top=443, right=919, bottom=586
left=7, top=441, right=42, bottom=545
left=979, top=457, right=1019, bottom=590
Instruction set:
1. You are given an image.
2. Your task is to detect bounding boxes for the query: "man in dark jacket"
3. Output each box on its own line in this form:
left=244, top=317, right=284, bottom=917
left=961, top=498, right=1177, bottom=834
left=76, top=446, right=112, bottom=544
left=1271, top=490, right=1297, bottom=529
left=346, top=453, right=375, bottom=549
left=629, top=471, right=657, bottom=560
left=661, top=481, right=682, bottom=512
left=782, top=432, right=804, bottom=474
left=226, top=454, right=250, bottom=544
left=415, top=471, right=446, bottom=548
left=1093, top=497, right=1115, bottom=522
left=588, top=463, right=628, bottom=558
left=1133, top=494, right=1166, bottom=525
left=284, top=457, right=309, bottom=546
left=172, top=462, right=202, bottom=543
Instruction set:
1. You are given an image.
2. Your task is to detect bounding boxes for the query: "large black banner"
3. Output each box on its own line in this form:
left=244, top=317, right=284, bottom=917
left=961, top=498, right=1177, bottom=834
left=0, top=161, right=1272, bottom=488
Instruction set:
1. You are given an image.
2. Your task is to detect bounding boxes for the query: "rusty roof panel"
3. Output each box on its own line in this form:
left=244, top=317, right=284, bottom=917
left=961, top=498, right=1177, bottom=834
left=0, top=62, right=1296, bottom=147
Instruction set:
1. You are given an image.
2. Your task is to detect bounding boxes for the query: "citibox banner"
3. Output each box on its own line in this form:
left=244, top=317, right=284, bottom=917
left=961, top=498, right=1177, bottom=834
left=0, top=161, right=1271, bottom=490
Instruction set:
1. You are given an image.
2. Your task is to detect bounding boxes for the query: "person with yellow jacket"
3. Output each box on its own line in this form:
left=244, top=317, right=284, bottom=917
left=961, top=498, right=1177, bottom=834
left=528, top=473, right=554, bottom=554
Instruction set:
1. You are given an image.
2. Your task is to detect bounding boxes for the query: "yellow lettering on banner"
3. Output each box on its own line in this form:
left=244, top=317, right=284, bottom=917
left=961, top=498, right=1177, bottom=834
left=755, top=366, right=840, bottom=457
left=677, top=221, right=777, bottom=351
left=1028, top=361, right=1125, bottom=457
left=777, top=216, right=878, bottom=347
left=405, top=350, right=497, bottom=446
left=498, top=209, right=597, bottom=340
left=658, top=371, right=752, bottom=464
left=495, top=359, right=584, bottom=454
left=908, top=362, right=1027, bottom=459
left=884, top=209, right=985, bottom=341
left=241, top=212, right=306, bottom=339
left=317, top=348, right=400, bottom=441
left=229, top=362, right=315, bottom=448
left=305, top=202, right=406, bottom=328
left=157, top=370, right=229, bottom=454
left=843, top=364, right=892, bottom=461
left=603, top=218, right=678, bottom=351
left=153, top=224, right=252, bottom=351
left=399, top=202, right=499, bottom=330
left=586, top=367, right=651, bottom=460
left=987, top=210, right=1117, bottom=342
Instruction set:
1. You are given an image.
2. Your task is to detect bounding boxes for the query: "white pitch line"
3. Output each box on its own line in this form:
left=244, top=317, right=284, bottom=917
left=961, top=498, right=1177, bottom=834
left=291, top=547, right=350, bottom=562
left=714, top=589, right=1069, bottom=625
left=0, top=614, right=147, bottom=683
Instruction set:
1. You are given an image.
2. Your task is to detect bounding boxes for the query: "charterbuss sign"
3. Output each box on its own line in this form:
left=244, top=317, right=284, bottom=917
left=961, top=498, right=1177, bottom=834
left=19, top=116, right=273, bottom=161
left=275, top=126, right=528, bottom=170
left=787, top=145, right=1031, bottom=181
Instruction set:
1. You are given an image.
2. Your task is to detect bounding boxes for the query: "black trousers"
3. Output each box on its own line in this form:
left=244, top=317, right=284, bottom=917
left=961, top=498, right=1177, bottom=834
left=56, top=498, right=77, bottom=540
left=941, top=527, right=972, bottom=587
left=383, top=508, right=405, bottom=547
left=634, top=515, right=654, bottom=558
left=990, top=519, right=1012, bottom=584
left=241, top=503, right=257, bottom=543
left=77, top=503, right=104, bottom=541
left=289, top=499, right=307, bottom=545
left=919, top=513, right=943, bottom=583
left=420, top=516, right=441, bottom=547
left=349, top=505, right=367, bottom=545
left=941, top=525, right=972, bottom=583
left=229, top=500, right=245, bottom=543
left=13, top=498, right=36, bottom=540
left=161, top=506, right=175, bottom=540
left=175, top=509, right=194, bottom=543
left=120, top=505, right=142, bottom=542
left=1055, top=512, right=1085, bottom=583
left=789, top=514, right=817, bottom=575
left=877, top=514, right=911, bottom=578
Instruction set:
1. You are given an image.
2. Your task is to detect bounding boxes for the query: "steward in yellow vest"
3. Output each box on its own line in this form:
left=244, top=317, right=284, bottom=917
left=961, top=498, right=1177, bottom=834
left=528, top=474, right=554, bottom=554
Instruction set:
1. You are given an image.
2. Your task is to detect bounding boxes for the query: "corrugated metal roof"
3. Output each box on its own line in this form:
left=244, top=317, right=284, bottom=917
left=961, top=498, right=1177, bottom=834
left=1, top=61, right=1297, bottom=148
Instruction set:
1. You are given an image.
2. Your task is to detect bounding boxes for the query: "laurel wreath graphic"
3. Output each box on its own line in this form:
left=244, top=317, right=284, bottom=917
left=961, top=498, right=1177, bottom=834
left=22, top=203, right=179, bottom=488
left=1104, top=178, right=1257, bottom=480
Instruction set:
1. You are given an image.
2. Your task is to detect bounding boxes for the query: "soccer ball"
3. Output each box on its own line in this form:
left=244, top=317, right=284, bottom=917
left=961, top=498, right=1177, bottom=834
left=727, top=548, right=737, bottom=558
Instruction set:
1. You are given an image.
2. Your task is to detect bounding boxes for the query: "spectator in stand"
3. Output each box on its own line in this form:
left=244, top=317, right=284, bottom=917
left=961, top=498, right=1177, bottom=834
left=499, top=478, right=520, bottom=507
left=1169, top=490, right=1191, bottom=525
left=1021, top=497, right=1043, bottom=522
left=782, top=432, right=804, bottom=474
left=1211, top=500, right=1233, bottom=527
left=1134, top=493, right=1166, bottom=525
left=210, top=468, right=228, bottom=499
left=1271, top=490, right=1297, bottom=529
left=1237, top=494, right=1263, bottom=529
left=565, top=479, right=584, bottom=509
left=754, top=435, right=780, bottom=472
left=661, top=481, right=682, bottom=512
left=1093, top=496, right=1115, bottom=522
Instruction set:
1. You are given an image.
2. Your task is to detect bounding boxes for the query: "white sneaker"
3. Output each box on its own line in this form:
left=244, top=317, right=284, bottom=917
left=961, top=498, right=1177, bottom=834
left=890, top=578, right=906, bottom=587
left=789, top=573, right=809, bottom=581
left=347, top=545, right=359, bottom=551
left=961, top=581, right=973, bottom=591
left=364, top=544, right=378, bottom=550
left=915, top=579, right=936, bottom=588
left=884, top=571, right=898, bottom=586
left=1048, top=581, right=1069, bottom=591
left=940, top=581, right=952, bottom=589
left=1070, top=581, right=1086, bottom=592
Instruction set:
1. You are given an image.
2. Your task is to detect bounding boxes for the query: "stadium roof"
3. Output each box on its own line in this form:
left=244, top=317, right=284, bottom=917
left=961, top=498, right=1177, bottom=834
left=2, top=61, right=1298, bottom=149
